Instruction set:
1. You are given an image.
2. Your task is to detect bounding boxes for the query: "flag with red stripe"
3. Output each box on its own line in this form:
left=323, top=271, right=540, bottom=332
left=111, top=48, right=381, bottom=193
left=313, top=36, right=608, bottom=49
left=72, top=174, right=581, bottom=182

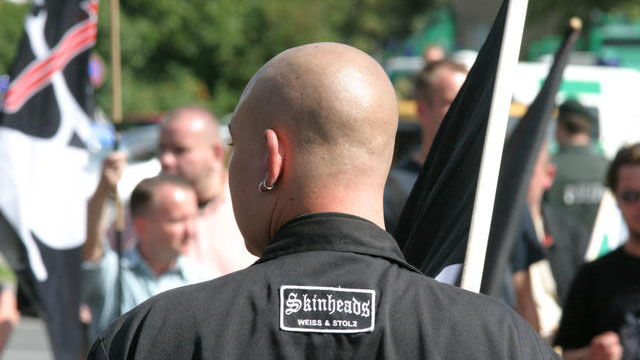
left=0, top=0, right=99, bottom=358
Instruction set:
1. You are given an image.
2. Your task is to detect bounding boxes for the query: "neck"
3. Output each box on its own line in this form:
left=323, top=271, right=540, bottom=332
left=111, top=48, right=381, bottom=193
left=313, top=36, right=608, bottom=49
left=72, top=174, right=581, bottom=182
left=195, top=169, right=226, bottom=206
left=138, top=244, right=178, bottom=276
left=149, top=258, right=177, bottom=277
left=269, top=187, right=386, bottom=240
left=561, top=133, right=591, bottom=147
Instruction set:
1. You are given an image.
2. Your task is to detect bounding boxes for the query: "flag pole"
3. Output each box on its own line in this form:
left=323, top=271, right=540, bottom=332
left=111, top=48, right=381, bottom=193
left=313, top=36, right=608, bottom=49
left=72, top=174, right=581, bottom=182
left=480, top=17, right=582, bottom=296
left=110, top=0, right=122, bottom=129
left=460, top=0, right=529, bottom=292
left=110, top=0, right=125, bottom=314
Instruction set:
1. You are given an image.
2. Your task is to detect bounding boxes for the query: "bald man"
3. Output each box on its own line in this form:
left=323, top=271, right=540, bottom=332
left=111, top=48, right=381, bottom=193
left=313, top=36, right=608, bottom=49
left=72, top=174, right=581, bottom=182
left=384, top=60, right=467, bottom=232
left=94, top=107, right=256, bottom=279
left=157, top=107, right=257, bottom=275
left=88, top=43, right=558, bottom=360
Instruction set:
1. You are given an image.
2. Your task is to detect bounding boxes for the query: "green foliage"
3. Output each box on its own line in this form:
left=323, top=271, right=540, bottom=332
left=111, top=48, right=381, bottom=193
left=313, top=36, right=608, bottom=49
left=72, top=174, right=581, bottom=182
left=92, top=0, right=432, bottom=119
left=0, top=262, right=16, bottom=284
left=0, top=1, right=29, bottom=75
left=3, top=0, right=639, bottom=119
left=527, top=0, right=639, bottom=27
left=1, top=0, right=432, bottom=119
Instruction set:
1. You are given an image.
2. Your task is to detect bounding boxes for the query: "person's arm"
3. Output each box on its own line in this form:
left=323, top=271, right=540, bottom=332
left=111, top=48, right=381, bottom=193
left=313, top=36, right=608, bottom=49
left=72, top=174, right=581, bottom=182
left=513, top=268, right=540, bottom=332
left=562, top=332, right=623, bottom=360
left=85, top=152, right=127, bottom=262
left=0, top=288, right=19, bottom=355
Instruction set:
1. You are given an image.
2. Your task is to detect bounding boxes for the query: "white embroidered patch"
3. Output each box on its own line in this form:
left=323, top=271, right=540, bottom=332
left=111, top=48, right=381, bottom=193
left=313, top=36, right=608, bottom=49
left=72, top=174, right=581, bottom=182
left=279, top=285, right=376, bottom=333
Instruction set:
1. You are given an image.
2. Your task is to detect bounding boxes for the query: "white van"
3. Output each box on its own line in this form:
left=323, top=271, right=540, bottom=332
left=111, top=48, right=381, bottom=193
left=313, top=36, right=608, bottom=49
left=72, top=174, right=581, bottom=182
left=512, top=62, right=640, bottom=158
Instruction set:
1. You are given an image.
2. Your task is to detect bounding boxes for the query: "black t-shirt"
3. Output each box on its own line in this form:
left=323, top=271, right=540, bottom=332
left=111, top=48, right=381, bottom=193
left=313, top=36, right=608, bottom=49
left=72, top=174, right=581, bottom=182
left=555, top=247, right=640, bottom=358
left=89, top=213, right=558, bottom=360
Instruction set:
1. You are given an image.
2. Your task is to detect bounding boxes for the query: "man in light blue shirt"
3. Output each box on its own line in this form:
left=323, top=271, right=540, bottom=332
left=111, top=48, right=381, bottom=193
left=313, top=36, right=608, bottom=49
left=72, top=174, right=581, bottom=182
left=83, top=171, right=210, bottom=340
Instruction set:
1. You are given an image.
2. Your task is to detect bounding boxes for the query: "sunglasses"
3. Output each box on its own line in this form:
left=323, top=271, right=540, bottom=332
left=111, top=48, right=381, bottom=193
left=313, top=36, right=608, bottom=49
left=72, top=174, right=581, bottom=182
left=619, top=190, right=640, bottom=204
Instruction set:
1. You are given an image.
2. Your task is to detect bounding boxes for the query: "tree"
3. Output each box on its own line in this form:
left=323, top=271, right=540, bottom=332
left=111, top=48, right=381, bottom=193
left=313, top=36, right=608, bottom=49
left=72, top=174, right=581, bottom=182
left=0, top=1, right=29, bottom=76
left=4, top=0, right=637, bottom=119
left=91, top=0, right=435, bottom=119
left=527, top=0, right=640, bottom=25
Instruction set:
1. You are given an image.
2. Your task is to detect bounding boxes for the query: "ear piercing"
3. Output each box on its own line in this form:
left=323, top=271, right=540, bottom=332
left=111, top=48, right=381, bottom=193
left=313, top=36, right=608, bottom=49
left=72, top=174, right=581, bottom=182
left=258, top=180, right=274, bottom=194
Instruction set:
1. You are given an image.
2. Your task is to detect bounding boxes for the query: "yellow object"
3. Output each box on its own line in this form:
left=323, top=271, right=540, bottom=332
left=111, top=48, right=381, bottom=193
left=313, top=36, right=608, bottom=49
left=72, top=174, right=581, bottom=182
left=397, top=99, right=530, bottom=122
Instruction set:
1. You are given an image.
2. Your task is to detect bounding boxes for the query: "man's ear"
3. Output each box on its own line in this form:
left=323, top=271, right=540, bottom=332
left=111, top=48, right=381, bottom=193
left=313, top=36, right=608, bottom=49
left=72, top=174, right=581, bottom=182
left=264, top=129, right=284, bottom=187
left=212, top=141, right=225, bottom=163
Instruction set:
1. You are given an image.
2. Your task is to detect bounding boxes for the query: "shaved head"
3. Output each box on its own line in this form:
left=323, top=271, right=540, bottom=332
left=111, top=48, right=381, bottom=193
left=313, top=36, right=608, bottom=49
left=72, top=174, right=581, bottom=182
left=237, top=42, right=397, bottom=184
left=159, top=106, right=226, bottom=202
left=163, top=106, right=220, bottom=146
left=229, top=42, right=399, bottom=254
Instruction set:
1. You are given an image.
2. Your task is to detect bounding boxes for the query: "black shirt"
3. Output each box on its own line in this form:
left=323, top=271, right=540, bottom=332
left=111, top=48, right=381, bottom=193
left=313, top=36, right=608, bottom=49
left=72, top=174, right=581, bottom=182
left=555, top=247, right=640, bottom=357
left=89, top=213, right=558, bottom=360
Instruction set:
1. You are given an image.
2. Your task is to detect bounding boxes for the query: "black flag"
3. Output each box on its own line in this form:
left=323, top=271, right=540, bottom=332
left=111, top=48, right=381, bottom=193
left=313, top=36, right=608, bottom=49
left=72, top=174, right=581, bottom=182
left=0, top=0, right=98, bottom=358
left=480, top=20, right=582, bottom=296
left=394, top=0, right=509, bottom=280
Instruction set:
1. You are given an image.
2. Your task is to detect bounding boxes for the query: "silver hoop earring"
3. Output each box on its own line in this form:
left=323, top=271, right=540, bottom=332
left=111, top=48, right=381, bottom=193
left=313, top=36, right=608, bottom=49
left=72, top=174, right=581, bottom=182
left=258, top=180, right=274, bottom=194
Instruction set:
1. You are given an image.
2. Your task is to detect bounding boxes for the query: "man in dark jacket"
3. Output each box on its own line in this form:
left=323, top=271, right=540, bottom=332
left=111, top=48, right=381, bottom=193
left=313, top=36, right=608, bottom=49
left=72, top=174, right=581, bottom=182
left=546, top=99, right=608, bottom=234
left=88, top=42, right=558, bottom=360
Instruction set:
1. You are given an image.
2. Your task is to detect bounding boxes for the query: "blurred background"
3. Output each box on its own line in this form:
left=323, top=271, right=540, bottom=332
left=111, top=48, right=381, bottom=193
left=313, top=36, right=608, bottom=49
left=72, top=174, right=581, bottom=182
left=1, top=0, right=640, bottom=357
left=3, top=0, right=640, bottom=119
left=3, top=0, right=639, bottom=163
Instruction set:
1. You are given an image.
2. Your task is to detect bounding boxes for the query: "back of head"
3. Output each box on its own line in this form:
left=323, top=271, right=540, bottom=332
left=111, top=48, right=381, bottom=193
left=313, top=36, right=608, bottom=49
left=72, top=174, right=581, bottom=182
left=414, top=59, right=468, bottom=105
left=233, top=42, right=398, bottom=189
left=423, top=44, right=446, bottom=64
left=557, top=99, right=595, bottom=136
left=252, top=43, right=397, bottom=182
left=228, top=42, right=399, bottom=254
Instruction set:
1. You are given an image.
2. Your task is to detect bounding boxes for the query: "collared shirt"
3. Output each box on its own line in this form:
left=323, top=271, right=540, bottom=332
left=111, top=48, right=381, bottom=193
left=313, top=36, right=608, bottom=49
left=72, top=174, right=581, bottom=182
left=82, top=245, right=209, bottom=341
left=108, top=181, right=256, bottom=278
left=89, top=213, right=558, bottom=360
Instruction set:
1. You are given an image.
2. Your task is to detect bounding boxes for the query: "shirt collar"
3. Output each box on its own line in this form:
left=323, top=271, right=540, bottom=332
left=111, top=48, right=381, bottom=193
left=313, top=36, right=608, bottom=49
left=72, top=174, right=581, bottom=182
left=557, top=144, right=598, bottom=154
left=256, top=212, right=420, bottom=274
left=123, top=247, right=187, bottom=279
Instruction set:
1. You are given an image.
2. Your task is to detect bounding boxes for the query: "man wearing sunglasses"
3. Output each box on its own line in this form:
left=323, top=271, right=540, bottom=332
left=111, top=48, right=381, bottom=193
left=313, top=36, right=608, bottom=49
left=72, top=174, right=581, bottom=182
left=554, top=142, right=640, bottom=360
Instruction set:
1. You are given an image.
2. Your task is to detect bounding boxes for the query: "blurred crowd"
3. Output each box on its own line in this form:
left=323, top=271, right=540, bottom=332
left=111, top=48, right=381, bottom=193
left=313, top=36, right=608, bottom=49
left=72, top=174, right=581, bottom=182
left=383, top=45, right=640, bottom=359
left=0, top=43, right=639, bottom=359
